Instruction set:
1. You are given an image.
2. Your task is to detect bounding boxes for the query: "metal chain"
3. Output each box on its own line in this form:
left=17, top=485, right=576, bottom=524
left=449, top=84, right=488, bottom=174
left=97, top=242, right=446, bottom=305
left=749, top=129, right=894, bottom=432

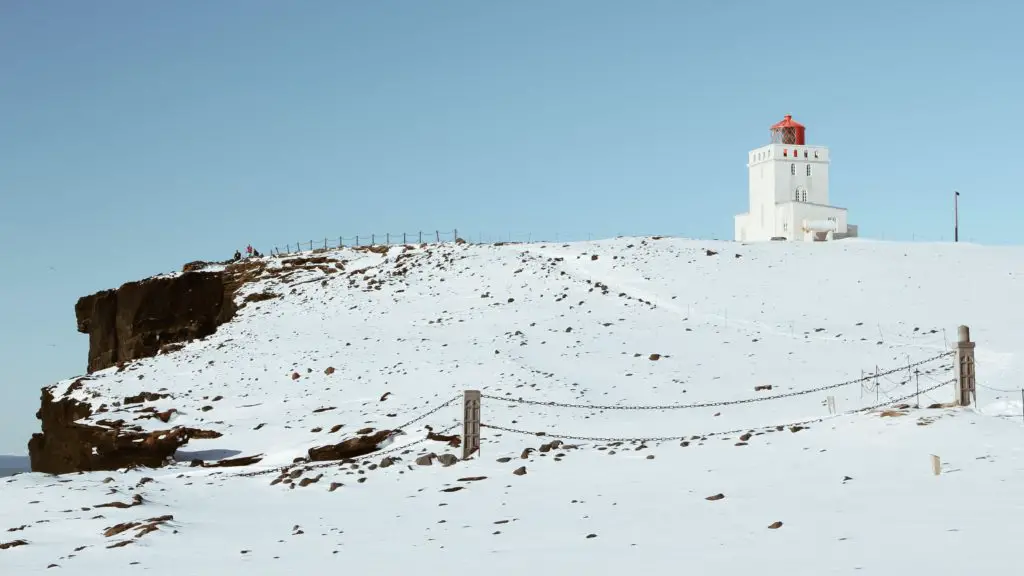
left=230, top=396, right=461, bottom=478
left=394, top=394, right=461, bottom=430
left=481, top=351, right=954, bottom=411
left=480, top=378, right=955, bottom=444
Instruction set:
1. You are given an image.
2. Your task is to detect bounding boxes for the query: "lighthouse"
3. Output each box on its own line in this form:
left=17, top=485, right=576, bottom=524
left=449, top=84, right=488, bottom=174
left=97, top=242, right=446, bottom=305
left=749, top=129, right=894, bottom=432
left=734, top=115, right=856, bottom=242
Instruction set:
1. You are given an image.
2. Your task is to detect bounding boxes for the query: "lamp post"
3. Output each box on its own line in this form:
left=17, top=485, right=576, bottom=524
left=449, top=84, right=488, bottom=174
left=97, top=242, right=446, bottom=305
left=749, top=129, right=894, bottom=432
left=954, top=190, right=960, bottom=243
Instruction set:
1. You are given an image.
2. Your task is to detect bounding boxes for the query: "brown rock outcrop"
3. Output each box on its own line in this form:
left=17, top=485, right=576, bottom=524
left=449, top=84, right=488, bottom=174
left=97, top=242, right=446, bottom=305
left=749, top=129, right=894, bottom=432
left=307, top=430, right=398, bottom=462
left=28, top=387, right=220, bottom=474
left=75, top=271, right=235, bottom=373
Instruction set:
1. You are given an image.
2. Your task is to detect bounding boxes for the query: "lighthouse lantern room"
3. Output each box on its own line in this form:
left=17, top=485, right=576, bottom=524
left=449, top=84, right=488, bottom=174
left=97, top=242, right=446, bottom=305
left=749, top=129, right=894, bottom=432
left=734, top=115, right=857, bottom=242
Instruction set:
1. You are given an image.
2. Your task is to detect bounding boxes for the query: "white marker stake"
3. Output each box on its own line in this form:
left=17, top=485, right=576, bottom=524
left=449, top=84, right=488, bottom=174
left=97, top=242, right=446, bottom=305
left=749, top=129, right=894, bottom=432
left=931, top=454, right=941, bottom=476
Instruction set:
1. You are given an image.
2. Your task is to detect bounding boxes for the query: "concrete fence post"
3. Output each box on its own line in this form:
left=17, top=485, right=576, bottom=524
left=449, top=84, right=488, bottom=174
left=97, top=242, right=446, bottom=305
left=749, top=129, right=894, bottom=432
left=462, top=389, right=481, bottom=460
left=955, top=325, right=976, bottom=406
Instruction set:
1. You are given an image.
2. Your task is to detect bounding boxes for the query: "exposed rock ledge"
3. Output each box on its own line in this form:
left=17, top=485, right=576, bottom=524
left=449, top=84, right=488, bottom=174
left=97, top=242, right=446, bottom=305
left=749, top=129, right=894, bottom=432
left=75, top=271, right=235, bottom=374
left=28, top=385, right=222, bottom=475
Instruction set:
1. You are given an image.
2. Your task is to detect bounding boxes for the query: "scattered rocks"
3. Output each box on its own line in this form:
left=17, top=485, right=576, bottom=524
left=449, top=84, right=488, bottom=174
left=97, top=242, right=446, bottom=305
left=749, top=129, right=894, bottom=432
left=648, top=353, right=661, bottom=361
left=768, top=521, right=783, bottom=529
left=0, top=539, right=28, bottom=550
left=512, top=466, right=527, bottom=476
left=705, top=493, right=725, bottom=501
left=324, top=367, right=336, bottom=375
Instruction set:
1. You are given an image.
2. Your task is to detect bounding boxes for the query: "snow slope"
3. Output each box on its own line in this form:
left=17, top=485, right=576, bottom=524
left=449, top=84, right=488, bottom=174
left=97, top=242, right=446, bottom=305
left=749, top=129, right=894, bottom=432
left=3, top=237, right=1024, bottom=575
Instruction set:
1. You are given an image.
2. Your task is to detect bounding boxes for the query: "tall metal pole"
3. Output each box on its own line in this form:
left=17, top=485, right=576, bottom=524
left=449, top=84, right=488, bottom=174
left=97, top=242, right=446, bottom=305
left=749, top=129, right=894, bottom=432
left=954, top=190, right=959, bottom=243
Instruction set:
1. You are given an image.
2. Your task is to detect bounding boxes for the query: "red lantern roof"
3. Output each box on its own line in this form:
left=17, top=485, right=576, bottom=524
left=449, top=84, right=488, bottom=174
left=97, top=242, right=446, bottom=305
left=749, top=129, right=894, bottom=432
left=770, top=115, right=805, bottom=145
left=771, top=114, right=804, bottom=130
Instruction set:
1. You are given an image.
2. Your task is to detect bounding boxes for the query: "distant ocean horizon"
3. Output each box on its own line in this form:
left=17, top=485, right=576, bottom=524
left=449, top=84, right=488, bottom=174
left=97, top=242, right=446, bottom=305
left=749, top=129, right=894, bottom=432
left=0, top=456, right=30, bottom=477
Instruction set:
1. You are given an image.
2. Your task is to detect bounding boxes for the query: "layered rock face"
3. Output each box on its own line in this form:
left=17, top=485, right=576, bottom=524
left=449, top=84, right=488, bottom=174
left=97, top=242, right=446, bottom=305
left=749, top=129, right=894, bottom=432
left=75, top=271, right=235, bottom=373
left=27, top=384, right=219, bottom=474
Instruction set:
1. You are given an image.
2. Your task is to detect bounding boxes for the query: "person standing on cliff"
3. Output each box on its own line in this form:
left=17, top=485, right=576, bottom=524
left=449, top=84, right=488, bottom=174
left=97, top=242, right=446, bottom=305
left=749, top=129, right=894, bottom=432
left=246, top=244, right=253, bottom=257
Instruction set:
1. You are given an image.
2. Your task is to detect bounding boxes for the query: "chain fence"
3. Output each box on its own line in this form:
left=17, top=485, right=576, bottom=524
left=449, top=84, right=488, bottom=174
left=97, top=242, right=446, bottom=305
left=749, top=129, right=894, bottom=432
left=231, top=394, right=463, bottom=478
left=228, top=350, right=965, bottom=480
left=480, top=378, right=955, bottom=444
left=482, top=350, right=954, bottom=412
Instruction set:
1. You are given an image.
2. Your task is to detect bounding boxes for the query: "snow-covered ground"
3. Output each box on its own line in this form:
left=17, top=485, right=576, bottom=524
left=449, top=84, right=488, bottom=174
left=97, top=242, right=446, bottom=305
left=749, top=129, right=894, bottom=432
left=3, top=237, right=1023, bottom=575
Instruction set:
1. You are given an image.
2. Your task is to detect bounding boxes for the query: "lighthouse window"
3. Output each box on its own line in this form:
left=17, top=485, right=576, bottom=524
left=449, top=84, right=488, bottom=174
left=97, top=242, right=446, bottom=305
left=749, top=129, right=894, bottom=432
left=790, top=164, right=795, bottom=175
left=801, top=191, right=807, bottom=202
left=806, top=164, right=811, bottom=176
left=814, top=151, right=819, bottom=159
left=794, top=190, right=800, bottom=201
left=803, top=150, right=808, bottom=158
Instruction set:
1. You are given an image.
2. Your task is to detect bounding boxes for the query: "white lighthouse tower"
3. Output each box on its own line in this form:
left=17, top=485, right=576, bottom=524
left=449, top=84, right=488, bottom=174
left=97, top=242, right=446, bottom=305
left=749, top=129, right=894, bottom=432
left=734, top=115, right=856, bottom=242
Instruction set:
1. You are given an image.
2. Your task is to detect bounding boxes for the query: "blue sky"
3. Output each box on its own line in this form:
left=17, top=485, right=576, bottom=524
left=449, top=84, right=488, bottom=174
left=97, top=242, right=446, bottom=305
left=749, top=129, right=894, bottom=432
left=1, top=0, right=1020, bottom=454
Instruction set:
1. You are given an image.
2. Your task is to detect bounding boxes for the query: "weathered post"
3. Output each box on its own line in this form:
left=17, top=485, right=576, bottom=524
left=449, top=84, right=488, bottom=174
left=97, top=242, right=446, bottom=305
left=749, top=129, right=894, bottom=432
left=955, top=325, right=976, bottom=406
left=462, top=389, right=481, bottom=460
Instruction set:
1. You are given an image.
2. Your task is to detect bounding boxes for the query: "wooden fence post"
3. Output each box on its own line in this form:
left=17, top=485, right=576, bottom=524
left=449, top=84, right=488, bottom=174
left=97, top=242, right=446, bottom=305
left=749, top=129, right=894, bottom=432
left=386, top=233, right=390, bottom=245
left=462, top=389, right=481, bottom=460
left=955, top=325, right=976, bottom=406
left=371, top=234, right=375, bottom=245
left=403, top=232, right=407, bottom=244
left=435, top=230, right=440, bottom=243
left=340, top=236, right=344, bottom=248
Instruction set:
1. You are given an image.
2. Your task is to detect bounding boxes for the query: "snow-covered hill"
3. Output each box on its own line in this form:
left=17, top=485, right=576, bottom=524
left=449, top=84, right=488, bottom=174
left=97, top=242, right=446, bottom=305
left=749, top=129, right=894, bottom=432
left=3, top=237, right=1024, bottom=575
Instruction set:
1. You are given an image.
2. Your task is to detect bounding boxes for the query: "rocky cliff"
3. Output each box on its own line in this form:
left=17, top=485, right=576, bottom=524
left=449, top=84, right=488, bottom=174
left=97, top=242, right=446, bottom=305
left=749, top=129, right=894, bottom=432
left=30, top=255, right=347, bottom=474
left=27, top=383, right=221, bottom=474
left=74, top=271, right=236, bottom=373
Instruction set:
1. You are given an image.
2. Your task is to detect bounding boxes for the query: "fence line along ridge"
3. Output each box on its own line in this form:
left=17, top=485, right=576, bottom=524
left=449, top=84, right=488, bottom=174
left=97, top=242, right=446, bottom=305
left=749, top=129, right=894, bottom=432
left=482, top=350, right=954, bottom=411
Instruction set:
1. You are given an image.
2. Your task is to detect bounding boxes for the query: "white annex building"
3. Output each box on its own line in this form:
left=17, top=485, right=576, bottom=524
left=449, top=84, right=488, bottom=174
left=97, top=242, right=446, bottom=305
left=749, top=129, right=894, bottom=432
left=735, top=115, right=857, bottom=242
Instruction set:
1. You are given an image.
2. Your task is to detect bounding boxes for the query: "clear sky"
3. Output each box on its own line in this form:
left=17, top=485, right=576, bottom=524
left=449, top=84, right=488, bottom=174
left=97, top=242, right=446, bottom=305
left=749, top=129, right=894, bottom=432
left=1, top=0, right=1021, bottom=454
